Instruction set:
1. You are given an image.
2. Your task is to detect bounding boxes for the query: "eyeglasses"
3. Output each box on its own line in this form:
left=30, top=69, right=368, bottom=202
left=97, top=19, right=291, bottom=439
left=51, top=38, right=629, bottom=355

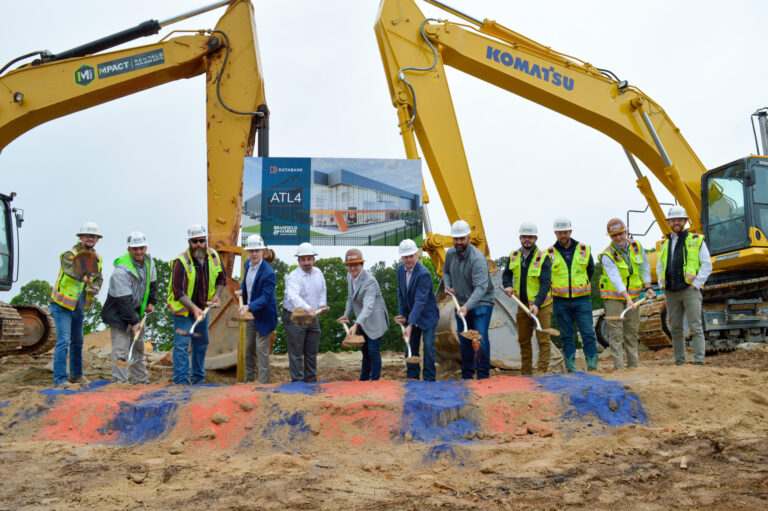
left=81, top=234, right=98, bottom=240
left=189, top=238, right=206, bottom=245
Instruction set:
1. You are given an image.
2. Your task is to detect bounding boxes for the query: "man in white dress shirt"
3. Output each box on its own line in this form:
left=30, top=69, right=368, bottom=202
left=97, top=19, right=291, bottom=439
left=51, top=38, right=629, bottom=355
left=282, top=242, right=327, bottom=382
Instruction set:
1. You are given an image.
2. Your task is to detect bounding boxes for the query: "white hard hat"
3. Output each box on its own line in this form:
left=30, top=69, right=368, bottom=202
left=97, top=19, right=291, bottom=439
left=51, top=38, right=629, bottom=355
left=553, top=217, right=572, bottom=231
left=519, top=222, right=538, bottom=236
left=450, top=220, right=471, bottom=238
left=398, top=238, right=418, bottom=257
left=187, top=224, right=207, bottom=240
left=666, top=205, right=689, bottom=220
left=127, top=231, right=147, bottom=248
left=245, top=234, right=266, bottom=250
left=295, top=242, right=318, bottom=257
left=77, top=221, right=102, bottom=238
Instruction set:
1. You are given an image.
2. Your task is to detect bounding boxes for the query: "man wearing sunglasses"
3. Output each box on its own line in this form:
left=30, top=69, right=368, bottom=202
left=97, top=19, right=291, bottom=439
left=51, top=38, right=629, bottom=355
left=49, top=221, right=104, bottom=386
left=166, top=224, right=226, bottom=384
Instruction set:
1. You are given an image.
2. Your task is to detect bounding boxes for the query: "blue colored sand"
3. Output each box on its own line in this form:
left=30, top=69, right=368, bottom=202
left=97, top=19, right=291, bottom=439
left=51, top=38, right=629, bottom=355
left=268, top=381, right=320, bottom=395
left=98, top=386, right=196, bottom=445
left=537, top=373, right=648, bottom=426
left=401, top=380, right=477, bottom=443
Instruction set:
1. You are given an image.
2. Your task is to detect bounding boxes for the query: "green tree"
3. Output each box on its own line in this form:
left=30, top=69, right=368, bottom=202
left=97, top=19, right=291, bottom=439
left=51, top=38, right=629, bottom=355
left=270, top=257, right=290, bottom=354
left=10, top=279, right=52, bottom=306
left=421, top=257, right=440, bottom=290
left=590, top=261, right=604, bottom=310
left=83, top=298, right=103, bottom=335
left=314, top=257, right=349, bottom=352
left=149, top=257, right=175, bottom=350
left=369, top=260, right=402, bottom=352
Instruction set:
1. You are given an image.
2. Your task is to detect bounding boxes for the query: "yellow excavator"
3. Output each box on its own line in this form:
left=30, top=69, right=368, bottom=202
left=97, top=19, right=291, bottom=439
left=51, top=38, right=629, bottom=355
left=0, top=0, right=267, bottom=359
left=375, top=0, right=768, bottom=352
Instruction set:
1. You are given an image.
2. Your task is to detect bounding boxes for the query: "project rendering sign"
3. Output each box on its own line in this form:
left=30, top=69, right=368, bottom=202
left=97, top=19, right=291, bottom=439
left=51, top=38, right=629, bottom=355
left=243, top=157, right=422, bottom=246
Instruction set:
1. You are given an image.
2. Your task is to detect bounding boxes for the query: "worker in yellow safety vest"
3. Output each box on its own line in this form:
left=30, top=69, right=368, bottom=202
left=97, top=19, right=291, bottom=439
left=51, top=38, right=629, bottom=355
left=502, top=222, right=553, bottom=375
left=656, top=206, right=712, bottom=366
left=166, top=224, right=226, bottom=385
left=49, top=221, right=104, bottom=386
left=548, top=217, right=599, bottom=372
left=598, top=218, right=654, bottom=369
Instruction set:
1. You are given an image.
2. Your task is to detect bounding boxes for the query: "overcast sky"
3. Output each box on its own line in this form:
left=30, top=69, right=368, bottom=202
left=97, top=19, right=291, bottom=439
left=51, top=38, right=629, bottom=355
left=2, top=0, right=766, bottom=300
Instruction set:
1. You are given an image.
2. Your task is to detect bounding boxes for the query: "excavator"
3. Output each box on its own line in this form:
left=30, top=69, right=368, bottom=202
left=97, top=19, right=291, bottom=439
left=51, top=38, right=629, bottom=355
left=375, top=0, right=768, bottom=354
left=0, top=0, right=268, bottom=359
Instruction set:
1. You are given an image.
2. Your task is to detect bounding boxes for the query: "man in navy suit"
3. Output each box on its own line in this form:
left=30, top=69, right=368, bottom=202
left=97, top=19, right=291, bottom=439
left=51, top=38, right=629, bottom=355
left=236, top=235, right=277, bottom=383
left=395, top=239, right=440, bottom=381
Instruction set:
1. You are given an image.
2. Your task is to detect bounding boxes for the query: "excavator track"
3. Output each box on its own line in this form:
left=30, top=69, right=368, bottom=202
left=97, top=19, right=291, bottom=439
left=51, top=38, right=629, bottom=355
left=0, top=303, right=56, bottom=357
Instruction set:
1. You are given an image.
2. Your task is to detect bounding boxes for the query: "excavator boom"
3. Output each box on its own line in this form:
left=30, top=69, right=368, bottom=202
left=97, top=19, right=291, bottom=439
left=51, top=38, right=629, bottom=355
left=0, top=0, right=266, bottom=359
left=376, top=0, right=710, bottom=272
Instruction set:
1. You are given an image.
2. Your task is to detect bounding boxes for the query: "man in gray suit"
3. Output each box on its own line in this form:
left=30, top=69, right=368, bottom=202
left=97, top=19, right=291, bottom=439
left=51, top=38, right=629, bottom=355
left=338, top=248, right=389, bottom=381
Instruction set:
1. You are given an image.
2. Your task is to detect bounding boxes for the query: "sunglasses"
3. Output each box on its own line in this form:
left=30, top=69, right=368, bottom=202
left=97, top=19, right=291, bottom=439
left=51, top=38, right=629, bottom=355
left=189, top=238, right=207, bottom=245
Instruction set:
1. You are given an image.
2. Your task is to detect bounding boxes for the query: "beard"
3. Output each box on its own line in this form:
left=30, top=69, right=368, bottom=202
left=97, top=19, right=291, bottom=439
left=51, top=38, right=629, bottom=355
left=191, top=247, right=206, bottom=258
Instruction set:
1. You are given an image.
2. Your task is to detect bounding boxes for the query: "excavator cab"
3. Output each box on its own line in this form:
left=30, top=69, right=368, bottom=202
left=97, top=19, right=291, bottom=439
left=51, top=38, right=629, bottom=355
left=702, top=157, right=768, bottom=268
left=0, top=193, right=17, bottom=292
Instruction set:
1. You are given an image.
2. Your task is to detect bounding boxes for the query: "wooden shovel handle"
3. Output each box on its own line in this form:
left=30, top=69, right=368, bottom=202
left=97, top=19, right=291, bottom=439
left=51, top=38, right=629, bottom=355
left=398, top=322, right=409, bottom=342
left=508, top=292, right=533, bottom=316
left=341, top=322, right=351, bottom=335
left=133, top=314, right=148, bottom=342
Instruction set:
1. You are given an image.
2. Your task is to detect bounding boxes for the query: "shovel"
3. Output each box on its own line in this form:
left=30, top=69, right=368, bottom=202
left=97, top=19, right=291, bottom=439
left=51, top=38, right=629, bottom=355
left=508, top=292, right=561, bottom=336
left=604, top=297, right=647, bottom=321
left=445, top=289, right=481, bottom=350
left=291, top=305, right=329, bottom=324
left=115, top=312, right=150, bottom=368
left=175, top=305, right=214, bottom=337
left=235, top=294, right=254, bottom=321
left=72, top=249, right=100, bottom=293
left=398, top=322, right=421, bottom=364
left=338, top=319, right=365, bottom=348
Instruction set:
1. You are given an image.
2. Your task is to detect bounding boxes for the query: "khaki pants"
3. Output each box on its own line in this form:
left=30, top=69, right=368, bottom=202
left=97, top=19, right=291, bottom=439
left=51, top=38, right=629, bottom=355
left=604, top=300, right=640, bottom=369
left=516, top=304, right=552, bottom=375
left=245, top=322, right=273, bottom=384
left=111, top=326, right=149, bottom=384
left=665, top=287, right=705, bottom=364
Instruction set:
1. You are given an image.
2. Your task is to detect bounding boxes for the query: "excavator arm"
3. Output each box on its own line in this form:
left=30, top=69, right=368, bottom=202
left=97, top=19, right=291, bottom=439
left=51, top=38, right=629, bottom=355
left=0, top=0, right=266, bottom=358
left=375, top=0, right=707, bottom=271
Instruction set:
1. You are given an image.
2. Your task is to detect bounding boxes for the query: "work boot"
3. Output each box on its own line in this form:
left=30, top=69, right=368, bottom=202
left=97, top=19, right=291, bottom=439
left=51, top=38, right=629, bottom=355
left=68, top=375, right=91, bottom=384
left=586, top=355, right=599, bottom=372
left=564, top=355, right=576, bottom=373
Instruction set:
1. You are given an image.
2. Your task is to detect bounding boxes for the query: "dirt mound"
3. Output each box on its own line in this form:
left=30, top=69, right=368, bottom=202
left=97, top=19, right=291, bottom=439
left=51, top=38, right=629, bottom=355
left=0, top=346, right=767, bottom=509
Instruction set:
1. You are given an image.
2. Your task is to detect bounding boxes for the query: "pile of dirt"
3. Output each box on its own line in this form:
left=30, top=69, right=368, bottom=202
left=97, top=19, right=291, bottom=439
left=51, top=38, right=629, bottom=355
left=0, top=345, right=767, bottom=509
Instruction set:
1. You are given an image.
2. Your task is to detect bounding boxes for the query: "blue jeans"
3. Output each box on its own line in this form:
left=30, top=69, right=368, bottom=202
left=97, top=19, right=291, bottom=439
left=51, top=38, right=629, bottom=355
left=50, top=302, right=85, bottom=385
left=359, top=327, right=382, bottom=381
left=406, top=325, right=436, bottom=381
left=456, top=305, right=493, bottom=380
left=172, top=314, right=210, bottom=385
left=553, top=296, right=598, bottom=360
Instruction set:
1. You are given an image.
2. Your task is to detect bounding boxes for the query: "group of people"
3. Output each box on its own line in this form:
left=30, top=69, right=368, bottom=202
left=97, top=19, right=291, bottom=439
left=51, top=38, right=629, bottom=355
left=499, top=205, right=711, bottom=374
left=49, top=203, right=711, bottom=386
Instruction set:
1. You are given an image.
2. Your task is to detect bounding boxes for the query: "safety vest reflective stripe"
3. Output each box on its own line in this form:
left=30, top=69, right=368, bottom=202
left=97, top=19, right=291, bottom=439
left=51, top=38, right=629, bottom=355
left=50, top=249, right=102, bottom=311
left=509, top=247, right=553, bottom=307
left=598, top=240, right=644, bottom=301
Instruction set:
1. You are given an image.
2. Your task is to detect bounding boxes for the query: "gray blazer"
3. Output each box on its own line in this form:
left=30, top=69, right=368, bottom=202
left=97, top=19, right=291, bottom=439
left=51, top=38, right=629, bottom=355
left=344, top=269, right=389, bottom=339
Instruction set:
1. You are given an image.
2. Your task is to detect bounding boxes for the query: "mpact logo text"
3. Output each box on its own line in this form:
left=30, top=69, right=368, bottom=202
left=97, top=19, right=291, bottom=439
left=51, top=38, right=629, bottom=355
left=485, top=46, right=574, bottom=91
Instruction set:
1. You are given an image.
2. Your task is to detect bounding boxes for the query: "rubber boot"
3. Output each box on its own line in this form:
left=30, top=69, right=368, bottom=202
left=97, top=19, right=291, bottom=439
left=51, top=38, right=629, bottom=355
left=586, top=355, right=598, bottom=372
left=564, top=355, right=576, bottom=373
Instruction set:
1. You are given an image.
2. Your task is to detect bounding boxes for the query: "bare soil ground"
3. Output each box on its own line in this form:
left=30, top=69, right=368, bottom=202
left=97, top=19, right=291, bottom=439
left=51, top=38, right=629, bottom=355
left=0, top=336, right=767, bottom=510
